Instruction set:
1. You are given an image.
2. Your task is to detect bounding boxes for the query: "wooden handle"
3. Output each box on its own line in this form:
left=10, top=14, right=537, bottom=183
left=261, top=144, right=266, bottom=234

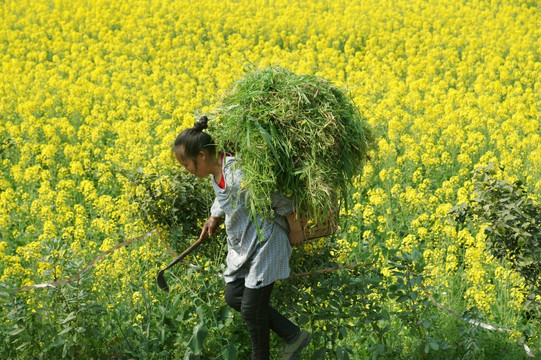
left=162, top=233, right=207, bottom=271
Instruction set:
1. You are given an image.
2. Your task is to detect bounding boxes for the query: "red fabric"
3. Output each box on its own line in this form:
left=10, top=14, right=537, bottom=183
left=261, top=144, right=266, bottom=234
left=217, top=152, right=227, bottom=189
left=218, top=174, right=225, bottom=189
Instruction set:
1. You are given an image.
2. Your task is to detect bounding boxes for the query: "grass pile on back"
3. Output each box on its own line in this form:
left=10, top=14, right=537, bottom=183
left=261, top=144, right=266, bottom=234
left=209, top=66, right=375, bottom=223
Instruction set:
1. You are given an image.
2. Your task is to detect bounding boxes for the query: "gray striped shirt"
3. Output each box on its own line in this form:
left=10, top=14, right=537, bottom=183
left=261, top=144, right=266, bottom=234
left=210, top=156, right=294, bottom=288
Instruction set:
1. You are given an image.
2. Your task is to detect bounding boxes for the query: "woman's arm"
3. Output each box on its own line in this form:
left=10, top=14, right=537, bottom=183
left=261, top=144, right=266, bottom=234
left=270, top=192, right=303, bottom=245
left=286, top=212, right=304, bottom=245
left=202, top=197, right=224, bottom=239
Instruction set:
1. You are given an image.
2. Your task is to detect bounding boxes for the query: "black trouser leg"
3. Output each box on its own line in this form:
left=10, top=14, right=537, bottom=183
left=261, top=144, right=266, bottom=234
left=224, top=278, right=299, bottom=359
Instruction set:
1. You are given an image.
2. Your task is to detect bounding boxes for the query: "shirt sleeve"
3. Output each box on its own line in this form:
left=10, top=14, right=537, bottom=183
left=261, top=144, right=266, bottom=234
left=210, top=197, right=225, bottom=218
left=270, top=191, right=296, bottom=217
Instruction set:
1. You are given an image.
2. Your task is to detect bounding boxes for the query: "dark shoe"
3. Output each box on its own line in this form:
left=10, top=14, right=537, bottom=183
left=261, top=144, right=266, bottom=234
left=281, top=329, right=312, bottom=360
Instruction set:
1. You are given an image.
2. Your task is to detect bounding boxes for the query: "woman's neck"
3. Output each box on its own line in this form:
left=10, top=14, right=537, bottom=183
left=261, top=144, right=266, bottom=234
left=209, top=155, right=222, bottom=180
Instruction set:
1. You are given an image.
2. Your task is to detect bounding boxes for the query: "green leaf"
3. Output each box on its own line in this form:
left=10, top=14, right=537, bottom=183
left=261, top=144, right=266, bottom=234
left=216, top=306, right=230, bottom=322
left=7, top=327, right=25, bottom=336
left=420, top=320, right=431, bottom=328
left=58, top=326, right=73, bottom=336
left=254, top=122, right=282, bottom=169
left=188, top=323, right=208, bottom=355
left=371, top=343, right=385, bottom=355
left=50, top=338, right=67, bottom=348
left=15, top=342, right=31, bottom=352
left=221, top=343, right=238, bottom=360
left=298, top=313, right=310, bottom=325
left=62, top=311, right=77, bottom=324
left=314, top=348, right=328, bottom=358
left=397, top=295, right=410, bottom=303
left=195, top=306, right=205, bottom=322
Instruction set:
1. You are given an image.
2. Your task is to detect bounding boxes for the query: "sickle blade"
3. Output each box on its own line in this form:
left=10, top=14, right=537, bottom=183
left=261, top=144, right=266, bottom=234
left=157, top=269, right=170, bottom=292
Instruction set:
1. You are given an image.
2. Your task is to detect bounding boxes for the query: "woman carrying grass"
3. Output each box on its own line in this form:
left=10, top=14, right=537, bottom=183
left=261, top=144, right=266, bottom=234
left=173, top=116, right=312, bottom=360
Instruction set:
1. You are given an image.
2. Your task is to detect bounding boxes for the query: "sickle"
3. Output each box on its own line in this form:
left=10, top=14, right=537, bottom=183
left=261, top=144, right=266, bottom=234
left=157, top=233, right=207, bottom=292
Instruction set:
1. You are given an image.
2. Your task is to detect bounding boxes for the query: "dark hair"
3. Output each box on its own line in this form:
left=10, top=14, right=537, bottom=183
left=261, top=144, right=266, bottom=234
left=173, top=116, right=216, bottom=160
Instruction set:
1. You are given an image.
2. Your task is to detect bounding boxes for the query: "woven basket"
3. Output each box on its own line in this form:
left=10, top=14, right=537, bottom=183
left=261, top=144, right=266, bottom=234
left=299, top=210, right=339, bottom=241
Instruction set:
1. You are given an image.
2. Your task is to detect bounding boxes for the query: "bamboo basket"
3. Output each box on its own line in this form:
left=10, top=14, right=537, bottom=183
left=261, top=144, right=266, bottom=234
left=299, top=208, right=339, bottom=241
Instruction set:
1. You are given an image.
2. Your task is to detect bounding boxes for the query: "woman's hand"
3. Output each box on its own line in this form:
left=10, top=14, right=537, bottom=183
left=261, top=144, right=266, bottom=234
left=286, top=212, right=304, bottom=246
left=288, top=229, right=304, bottom=246
left=200, top=216, right=222, bottom=240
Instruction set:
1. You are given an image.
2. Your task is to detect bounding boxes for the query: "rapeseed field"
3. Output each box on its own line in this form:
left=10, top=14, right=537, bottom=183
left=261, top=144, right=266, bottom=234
left=0, top=0, right=539, bottom=358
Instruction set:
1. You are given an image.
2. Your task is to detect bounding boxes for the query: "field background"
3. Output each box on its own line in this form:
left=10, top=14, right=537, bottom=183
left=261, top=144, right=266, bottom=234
left=1, top=0, right=540, bottom=359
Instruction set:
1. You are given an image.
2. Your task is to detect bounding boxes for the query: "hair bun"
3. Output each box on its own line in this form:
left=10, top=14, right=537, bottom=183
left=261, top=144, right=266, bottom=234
left=193, top=116, right=209, bottom=131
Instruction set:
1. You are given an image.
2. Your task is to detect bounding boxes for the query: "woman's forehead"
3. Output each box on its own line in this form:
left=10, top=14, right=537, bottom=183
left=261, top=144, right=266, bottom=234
left=174, top=148, right=188, bottom=163
left=175, top=145, right=187, bottom=158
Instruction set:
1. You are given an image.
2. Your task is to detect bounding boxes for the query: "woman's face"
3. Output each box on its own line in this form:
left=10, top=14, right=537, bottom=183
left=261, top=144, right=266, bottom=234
left=175, top=146, right=208, bottom=178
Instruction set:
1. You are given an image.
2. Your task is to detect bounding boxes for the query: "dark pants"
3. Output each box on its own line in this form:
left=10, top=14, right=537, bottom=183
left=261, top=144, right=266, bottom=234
left=224, top=278, right=299, bottom=360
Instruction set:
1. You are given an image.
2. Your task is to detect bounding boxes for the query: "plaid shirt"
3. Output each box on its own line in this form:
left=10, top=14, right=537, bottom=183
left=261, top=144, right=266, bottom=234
left=210, top=156, right=294, bottom=289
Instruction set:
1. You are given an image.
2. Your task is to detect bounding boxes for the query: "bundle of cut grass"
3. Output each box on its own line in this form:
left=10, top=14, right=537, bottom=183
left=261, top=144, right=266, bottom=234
left=209, top=66, right=375, bottom=223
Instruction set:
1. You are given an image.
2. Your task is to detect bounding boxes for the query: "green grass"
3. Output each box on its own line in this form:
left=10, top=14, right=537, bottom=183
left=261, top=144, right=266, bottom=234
left=209, top=65, right=375, bottom=221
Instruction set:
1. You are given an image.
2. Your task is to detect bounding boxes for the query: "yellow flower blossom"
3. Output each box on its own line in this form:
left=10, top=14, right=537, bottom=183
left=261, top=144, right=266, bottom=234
left=0, top=0, right=539, bottom=351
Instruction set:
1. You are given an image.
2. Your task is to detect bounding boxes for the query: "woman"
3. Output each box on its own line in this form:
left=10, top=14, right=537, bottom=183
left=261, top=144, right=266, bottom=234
left=173, top=117, right=312, bottom=360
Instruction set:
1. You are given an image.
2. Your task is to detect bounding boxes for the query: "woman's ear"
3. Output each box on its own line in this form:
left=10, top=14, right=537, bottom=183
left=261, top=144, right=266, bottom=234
left=198, top=150, right=207, bottom=162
